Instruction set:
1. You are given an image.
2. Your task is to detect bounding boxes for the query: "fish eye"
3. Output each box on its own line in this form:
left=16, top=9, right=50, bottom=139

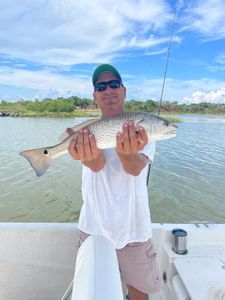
left=43, top=149, right=48, bottom=155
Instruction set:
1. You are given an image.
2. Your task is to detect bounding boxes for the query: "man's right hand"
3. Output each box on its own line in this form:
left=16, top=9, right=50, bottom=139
left=67, top=128, right=105, bottom=172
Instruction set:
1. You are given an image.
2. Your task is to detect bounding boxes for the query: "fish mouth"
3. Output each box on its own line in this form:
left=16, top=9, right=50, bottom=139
left=165, top=129, right=177, bottom=135
left=167, top=123, right=177, bottom=135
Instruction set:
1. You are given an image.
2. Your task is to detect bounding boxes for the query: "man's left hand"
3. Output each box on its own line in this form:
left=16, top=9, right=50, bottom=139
left=116, top=121, right=148, bottom=155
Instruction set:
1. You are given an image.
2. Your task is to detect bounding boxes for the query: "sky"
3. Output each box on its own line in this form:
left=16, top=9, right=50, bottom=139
left=0, top=0, right=225, bottom=104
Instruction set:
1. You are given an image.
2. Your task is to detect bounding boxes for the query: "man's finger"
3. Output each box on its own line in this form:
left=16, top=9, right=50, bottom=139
left=89, top=134, right=102, bottom=160
left=139, top=126, right=148, bottom=145
left=116, top=132, right=124, bottom=152
left=76, top=130, right=85, bottom=161
left=89, top=134, right=98, bottom=153
left=83, top=129, right=91, bottom=159
left=68, top=138, right=76, bottom=152
left=128, top=122, right=138, bottom=150
left=68, top=138, right=79, bottom=160
left=122, top=123, right=130, bottom=150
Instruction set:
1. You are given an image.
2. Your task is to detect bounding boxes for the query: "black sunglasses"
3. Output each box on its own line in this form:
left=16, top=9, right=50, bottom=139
left=94, top=80, right=122, bottom=92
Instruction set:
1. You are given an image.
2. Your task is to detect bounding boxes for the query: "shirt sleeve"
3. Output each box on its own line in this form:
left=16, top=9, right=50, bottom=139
left=139, top=141, right=156, bottom=163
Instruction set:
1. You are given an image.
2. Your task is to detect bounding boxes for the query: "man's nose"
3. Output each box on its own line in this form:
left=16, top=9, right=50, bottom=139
left=105, top=85, right=113, bottom=93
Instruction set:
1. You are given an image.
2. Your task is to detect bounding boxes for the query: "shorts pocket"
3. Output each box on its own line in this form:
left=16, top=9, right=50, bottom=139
left=145, top=241, right=156, bottom=261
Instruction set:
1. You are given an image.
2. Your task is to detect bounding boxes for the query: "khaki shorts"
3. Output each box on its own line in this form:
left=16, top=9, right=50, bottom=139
left=78, top=231, right=162, bottom=294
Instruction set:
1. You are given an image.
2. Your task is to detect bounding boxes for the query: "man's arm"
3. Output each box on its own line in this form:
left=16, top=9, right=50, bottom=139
left=116, top=122, right=150, bottom=176
left=67, top=128, right=105, bottom=172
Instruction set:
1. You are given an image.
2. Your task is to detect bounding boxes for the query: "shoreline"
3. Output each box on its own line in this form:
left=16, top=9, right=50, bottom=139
left=0, top=110, right=224, bottom=123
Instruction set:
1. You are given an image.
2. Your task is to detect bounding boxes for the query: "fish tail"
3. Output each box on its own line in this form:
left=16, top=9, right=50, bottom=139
left=19, top=147, right=54, bottom=176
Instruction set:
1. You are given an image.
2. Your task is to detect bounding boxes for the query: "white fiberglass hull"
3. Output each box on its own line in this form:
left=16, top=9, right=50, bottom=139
left=0, top=223, right=225, bottom=300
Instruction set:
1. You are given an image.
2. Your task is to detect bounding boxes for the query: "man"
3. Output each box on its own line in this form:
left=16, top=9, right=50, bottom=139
left=68, top=64, right=162, bottom=300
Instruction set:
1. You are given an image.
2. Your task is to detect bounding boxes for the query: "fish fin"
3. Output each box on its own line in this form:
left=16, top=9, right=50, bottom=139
left=135, top=118, right=145, bottom=130
left=58, top=118, right=100, bottom=142
left=20, top=148, right=54, bottom=176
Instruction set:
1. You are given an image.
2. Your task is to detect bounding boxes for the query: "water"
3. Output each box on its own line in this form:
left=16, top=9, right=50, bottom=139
left=0, top=115, right=225, bottom=223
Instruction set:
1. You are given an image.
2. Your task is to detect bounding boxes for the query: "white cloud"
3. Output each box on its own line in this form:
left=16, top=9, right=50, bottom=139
left=0, top=67, right=70, bottom=89
left=0, top=65, right=224, bottom=103
left=128, top=36, right=181, bottom=48
left=33, top=88, right=75, bottom=100
left=185, top=87, right=225, bottom=104
left=215, top=54, right=225, bottom=64
left=125, top=76, right=225, bottom=104
left=207, top=54, right=225, bottom=72
left=145, top=47, right=168, bottom=56
left=180, top=0, right=225, bottom=40
left=207, top=65, right=225, bottom=72
left=0, top=66, right=93, bottom=99
left=0, top=0, right=174, bottom=65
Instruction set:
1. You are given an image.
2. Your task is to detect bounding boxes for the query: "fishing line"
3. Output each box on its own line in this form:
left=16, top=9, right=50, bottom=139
left=147, top=6, right=177, bottom=186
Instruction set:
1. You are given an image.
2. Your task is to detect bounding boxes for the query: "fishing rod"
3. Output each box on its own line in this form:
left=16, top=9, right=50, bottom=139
left=157, top=8, right=177, bottom=116
left=147, top=7, right=177, bottom=186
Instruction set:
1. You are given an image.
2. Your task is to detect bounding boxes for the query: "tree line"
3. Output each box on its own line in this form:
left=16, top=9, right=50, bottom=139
left=0, top=97, right=225, bottom=115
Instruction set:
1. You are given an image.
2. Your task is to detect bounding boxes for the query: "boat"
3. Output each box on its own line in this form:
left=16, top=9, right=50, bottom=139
left=0, top=222, right=225, bottom=300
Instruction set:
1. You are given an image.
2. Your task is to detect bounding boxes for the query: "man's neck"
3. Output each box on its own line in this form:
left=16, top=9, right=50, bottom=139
left=101, top=108, right=124, bottom=118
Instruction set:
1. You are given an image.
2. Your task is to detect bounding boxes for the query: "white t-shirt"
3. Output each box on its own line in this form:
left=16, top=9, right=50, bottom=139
left=78, top=142, right=156, bottom=249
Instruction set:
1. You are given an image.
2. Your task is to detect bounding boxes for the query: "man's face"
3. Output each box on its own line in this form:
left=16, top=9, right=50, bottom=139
left=93, top=71, right=126, bottom=117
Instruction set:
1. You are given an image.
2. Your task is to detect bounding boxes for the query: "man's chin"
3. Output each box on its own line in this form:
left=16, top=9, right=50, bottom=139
left=104, top=101, right=117, bottom=106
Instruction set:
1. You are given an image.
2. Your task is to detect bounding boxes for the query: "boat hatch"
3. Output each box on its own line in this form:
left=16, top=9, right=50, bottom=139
left=173, top=257, right=225, bottom=300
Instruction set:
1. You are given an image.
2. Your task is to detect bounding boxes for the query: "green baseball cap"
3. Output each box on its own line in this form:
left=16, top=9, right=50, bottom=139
left=92, top=64, right=122, bottom=85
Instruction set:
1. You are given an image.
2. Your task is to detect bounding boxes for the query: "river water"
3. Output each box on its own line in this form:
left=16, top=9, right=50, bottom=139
left=0, top=115, right=225, bottom=223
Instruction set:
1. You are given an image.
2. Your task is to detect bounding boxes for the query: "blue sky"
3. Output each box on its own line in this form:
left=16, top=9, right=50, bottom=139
left=0, top=0, right=225, bottom=103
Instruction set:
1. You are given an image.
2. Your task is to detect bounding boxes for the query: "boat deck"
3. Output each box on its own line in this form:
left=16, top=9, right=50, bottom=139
left=0, top=223, right=225, bottom=299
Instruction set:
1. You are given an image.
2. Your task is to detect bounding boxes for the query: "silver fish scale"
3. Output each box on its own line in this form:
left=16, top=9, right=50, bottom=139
left=88, top=112, right=146, bottom=149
